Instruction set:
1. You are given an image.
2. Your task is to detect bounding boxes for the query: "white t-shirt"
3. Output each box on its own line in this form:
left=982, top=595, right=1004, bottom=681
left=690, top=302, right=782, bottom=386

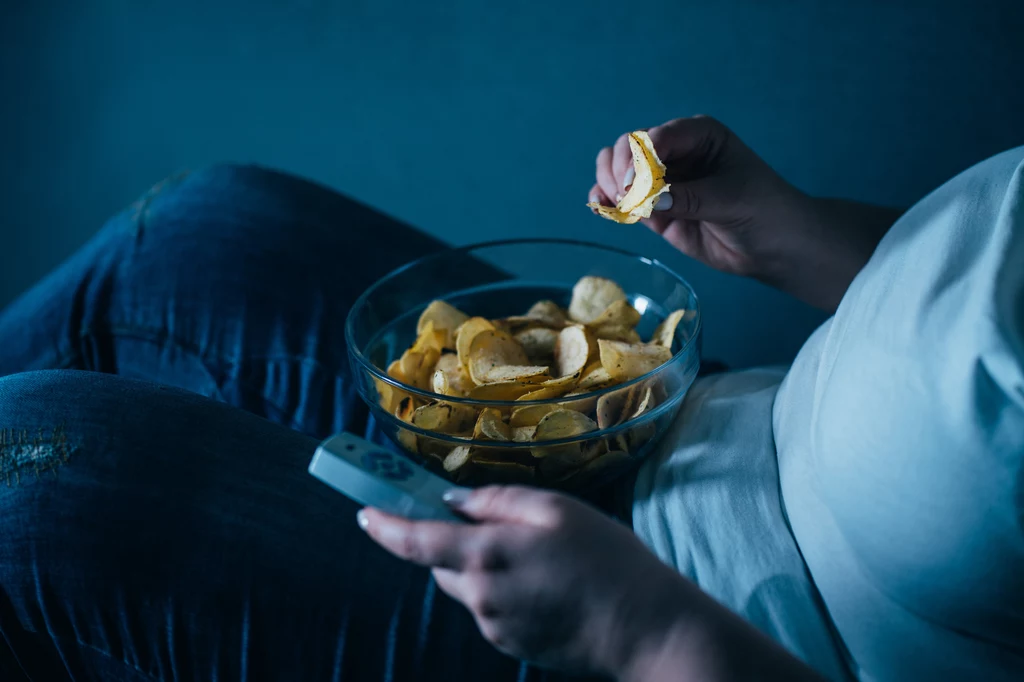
left=633, top=146, right=1024, bottom=681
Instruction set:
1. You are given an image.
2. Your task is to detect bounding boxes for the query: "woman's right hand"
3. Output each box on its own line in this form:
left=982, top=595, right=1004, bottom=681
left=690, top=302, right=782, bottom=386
left=590, top=116, right=903, bottom=312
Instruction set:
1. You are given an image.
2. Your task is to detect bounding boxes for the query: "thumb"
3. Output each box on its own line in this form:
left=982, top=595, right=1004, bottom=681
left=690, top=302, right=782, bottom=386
left=445, top=485, right=567, bottom=527
left=652, top=176, right=723, bottom=220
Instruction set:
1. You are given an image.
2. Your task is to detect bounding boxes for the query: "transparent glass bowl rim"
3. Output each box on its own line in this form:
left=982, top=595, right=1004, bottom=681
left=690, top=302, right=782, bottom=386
left=344, top=237, right=703, bottom=410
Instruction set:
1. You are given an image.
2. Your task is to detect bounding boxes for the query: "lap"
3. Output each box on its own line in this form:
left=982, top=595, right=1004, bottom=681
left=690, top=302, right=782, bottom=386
left=0, top=370, right=577, bottom=681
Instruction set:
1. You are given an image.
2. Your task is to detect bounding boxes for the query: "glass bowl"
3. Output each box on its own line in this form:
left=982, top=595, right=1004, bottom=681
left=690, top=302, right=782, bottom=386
left=346, top=239, right=701, bottom=493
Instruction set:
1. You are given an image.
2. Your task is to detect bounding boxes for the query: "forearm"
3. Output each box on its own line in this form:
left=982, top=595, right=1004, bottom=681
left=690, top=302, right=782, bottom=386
left=763, top=195, right=905, bottom=313
left=617, top=581, right=828, bottom=682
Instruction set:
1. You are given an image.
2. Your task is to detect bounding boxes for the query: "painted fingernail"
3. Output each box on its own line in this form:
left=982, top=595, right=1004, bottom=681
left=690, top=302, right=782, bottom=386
left=654, top=193, right=673, bottom=211
left=356, top=509, right=369, bottom=530
left=622, top=167, right=635, bottom=189
left=442, top=488, right=471, bottom=507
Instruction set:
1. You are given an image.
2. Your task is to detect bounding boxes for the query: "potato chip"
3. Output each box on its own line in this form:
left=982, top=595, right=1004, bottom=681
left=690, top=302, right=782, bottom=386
left=538, top=437, right=605, bottom=482
left=532, top=409, right=597, bottom=444
left=399, top=348, right=440, bottom=390
left=588, top=299, right=640, bottom=329
left=650, top=309, right=691, bottom=349
left=510, top=403, right=559, bottom=428
left=473, top=408, right=511, bottom=441
left=554, top=325, right=591, bottom=378
left=456, top=317, right=496, bottom=368
left=434, top=352, right=474, bottom=395
left=412, top=402, right=478, bottom=434
left=586, top=203, right=642, bottom=224
left=591, top=325, right=642, bottom=344
left=467, top=381, right=539, bottom=401
left=514, top=327, right=559, bottom=363
left=617, top=131, right=669, bottom=215
left=598, top=339, right=672, bottom=381
left=477, top=364, right=550, bottom=384
left=443, top=445, right=474, bottom=473
left=431, top=369, right=451, bottom=396
left=395, top=395, right=418, bottom=423
left=418, top=300, right=469, bottom=348
left=512, top=425, right=537, bottom=442
left=586, top=131, right=671, bottom=224
left=577, top=362, right=614, bottom=391
left=596, top=385, right=634, bottom=429
left=418, top=434, right=457, bottom=460
left=395, top=427, right=418, bottom=454
left=374, top=376, right=400, bottom=413
left=623, top=385, right=658, bottom=450
left=631, top=384, right=656, bottom=418
left=568, top=276, right=628, bottom=324
left=516, top=381, right=575, bottom=402
left=387, top=359, right=406, bottom=382
left=559, top=389, right=599, bottom=415
left=467, top=329, right=544, bottom=385
left=526, top=300, right=568, bottom=328
left=412, top=321, right=447, bottom=355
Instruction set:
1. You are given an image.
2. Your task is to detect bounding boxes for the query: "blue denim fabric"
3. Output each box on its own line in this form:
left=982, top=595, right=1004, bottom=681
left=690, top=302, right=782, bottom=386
left=0, top=166, right=600, bottom=681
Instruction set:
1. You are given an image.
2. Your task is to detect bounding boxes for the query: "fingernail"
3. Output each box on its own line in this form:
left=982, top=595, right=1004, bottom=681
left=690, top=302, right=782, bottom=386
left=442, top=488, right=471, bottom=507
left=615, top=193, right=623, bottom=203
left=622, top=167, right=635, bottom=189
left=356, top=509, right=369, bottom=530
left=654, top=193, right=673, bottom=211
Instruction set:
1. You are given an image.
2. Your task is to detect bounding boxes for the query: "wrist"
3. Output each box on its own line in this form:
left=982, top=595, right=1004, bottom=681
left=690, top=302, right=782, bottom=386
left=616, top=593, right=728, bottom=682
left=756, top=193, right=903, bottom=312
left=609, top=576, right=724, bottom=682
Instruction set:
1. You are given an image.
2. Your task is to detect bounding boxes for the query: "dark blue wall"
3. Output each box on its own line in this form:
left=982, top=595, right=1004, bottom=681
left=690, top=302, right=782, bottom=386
left=2, top=1, right=1022, bottom=367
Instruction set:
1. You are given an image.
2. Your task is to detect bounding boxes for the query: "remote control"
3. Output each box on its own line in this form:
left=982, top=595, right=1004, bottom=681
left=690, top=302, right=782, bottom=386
left=308, top=432, right=468, bottom=523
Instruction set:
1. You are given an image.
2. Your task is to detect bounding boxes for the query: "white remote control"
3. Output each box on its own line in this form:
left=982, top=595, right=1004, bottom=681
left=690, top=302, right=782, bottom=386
left=308, top=432, right=468, bottom=523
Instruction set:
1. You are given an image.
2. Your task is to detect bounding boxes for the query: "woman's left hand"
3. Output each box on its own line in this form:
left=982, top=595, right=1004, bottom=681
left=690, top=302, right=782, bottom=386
left=358, top=485, right=692, bottom=677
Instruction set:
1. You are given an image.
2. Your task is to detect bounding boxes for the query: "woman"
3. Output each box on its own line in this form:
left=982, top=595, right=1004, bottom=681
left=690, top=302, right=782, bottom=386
left=0, top=116, right=1020, bottom=681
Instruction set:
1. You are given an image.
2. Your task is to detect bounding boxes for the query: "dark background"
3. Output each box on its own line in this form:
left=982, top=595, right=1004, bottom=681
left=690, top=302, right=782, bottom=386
left=2, top=1, right=1022, bottom=367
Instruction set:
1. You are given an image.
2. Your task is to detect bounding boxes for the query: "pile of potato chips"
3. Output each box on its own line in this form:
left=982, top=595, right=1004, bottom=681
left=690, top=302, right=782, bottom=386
left=375, top=275, right=691, bottom=488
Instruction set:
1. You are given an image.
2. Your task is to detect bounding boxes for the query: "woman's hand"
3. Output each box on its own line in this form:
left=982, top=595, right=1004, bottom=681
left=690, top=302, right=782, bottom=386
left=360, top=485, right=827, bottom=681
left=590, top=116, right=903, bottom=312
left=358, top=485, right=693, bottom=677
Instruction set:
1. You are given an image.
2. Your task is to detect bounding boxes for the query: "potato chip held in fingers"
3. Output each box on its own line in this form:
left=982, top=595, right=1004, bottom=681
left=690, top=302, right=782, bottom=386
left=587, top=131, right=671, bottom=223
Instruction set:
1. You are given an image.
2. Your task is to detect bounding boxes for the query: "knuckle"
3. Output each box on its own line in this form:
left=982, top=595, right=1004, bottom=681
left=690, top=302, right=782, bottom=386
left=596, top=146, right=612, bottom=165
left=538, top=493, right=571, bottom=526
left=677, top=186, right=701, bottom=216
left=397, top=532, right=424, bottom=563
left=477, top=536, right=508, bottom=571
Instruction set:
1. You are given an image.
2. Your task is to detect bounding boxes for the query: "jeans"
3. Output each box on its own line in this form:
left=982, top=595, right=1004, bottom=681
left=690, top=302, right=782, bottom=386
left=0, top=166, right=608, bottom=681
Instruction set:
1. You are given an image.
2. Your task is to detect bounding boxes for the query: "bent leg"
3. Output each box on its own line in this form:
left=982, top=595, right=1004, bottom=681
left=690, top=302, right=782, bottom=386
left=0, top=166, right=457, bottom=439
left=0, top=370, right=588, bottom=681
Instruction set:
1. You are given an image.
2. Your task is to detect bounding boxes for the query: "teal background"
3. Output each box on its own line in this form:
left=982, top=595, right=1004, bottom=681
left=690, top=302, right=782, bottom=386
left=2, top=1, right=1022, bottom=367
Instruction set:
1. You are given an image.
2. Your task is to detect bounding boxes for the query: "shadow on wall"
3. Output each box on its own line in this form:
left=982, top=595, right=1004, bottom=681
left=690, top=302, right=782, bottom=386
left=1, top=0, right=1022, bottom=367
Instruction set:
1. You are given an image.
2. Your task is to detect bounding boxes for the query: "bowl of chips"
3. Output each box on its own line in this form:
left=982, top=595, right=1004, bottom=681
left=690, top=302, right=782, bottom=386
left=346, top=239, right=701, bottom=492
